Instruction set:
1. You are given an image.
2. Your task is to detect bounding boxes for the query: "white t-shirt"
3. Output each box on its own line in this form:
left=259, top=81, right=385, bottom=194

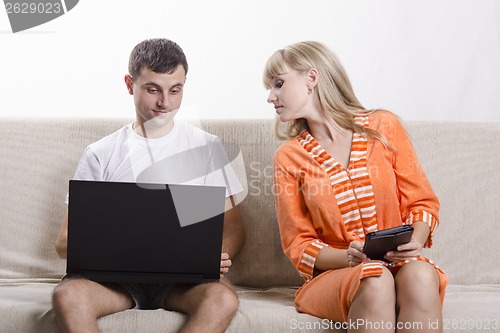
left=66, top=119, right=243, bottom=203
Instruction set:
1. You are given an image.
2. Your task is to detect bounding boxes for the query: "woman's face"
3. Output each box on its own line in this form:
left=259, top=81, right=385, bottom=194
left=267, top=69, right=314, bottom=122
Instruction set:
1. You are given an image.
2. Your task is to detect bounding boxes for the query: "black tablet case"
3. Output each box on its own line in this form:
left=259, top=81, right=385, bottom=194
left=362, top=225, right=414, bottom=261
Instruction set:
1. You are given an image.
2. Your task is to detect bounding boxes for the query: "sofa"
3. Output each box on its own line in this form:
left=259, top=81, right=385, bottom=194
left=0, top=117, right=499, bottom=333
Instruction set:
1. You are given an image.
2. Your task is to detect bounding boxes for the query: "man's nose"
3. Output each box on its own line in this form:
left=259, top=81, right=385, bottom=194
left=157, top=94, right=167, bottom=108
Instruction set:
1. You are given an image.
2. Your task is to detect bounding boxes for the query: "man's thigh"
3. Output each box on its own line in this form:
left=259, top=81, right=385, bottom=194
left=55, top=277, right=134, bottom=316
left=163, top=278, right=236, bottom=314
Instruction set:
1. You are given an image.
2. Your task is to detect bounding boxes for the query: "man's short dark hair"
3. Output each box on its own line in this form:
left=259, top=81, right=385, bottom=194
left=128, top=38, right=188, bottom=81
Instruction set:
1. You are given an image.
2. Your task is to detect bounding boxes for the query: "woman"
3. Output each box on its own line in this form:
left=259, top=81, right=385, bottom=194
left=264, top=41, right=447, bottom=332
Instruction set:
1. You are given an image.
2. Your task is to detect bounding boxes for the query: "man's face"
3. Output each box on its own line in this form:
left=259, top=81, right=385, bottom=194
left=125, top=65, right=186, bottom=132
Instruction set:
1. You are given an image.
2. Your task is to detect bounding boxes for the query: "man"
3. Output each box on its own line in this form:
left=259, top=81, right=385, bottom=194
left=52, top=38, right=245, bottom=333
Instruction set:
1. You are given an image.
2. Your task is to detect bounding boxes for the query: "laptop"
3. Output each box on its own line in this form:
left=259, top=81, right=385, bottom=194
left=67, top=180, right=226, bottom=284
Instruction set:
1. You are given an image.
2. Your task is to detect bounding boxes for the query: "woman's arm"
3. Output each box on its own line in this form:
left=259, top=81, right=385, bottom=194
left=274, top=153, right=331, bottom=281
left=390, top=115, right=440, bottom=248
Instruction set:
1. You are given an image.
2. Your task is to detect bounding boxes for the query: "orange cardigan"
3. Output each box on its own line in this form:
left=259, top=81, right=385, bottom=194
left=274, top=111, right=440, bottom=282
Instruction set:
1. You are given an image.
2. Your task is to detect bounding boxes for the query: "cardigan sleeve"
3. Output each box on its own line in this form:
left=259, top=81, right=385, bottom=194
left=389, top=116, right=440, bottom=247
left=274, top=152, right=329, bottom=282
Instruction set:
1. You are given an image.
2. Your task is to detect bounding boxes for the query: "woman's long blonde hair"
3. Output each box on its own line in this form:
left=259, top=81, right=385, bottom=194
left=263, top=41, right=388, bottom=146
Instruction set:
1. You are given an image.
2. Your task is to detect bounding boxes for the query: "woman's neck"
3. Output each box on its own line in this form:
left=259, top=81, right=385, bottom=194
left=306, top=113, right=350, bottom=143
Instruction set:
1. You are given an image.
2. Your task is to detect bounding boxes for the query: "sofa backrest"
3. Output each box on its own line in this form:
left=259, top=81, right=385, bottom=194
left=0, top=118, right=131, bottom=282
left=398, top=121, right=500, bottom=286
left=0, top=118, right=499, bottom=287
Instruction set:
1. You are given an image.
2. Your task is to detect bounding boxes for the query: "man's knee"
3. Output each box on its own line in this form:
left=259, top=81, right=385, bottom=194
left=193, top=283, right=239, bottom=322
left=52, top=279, right=92, bottom=311
left=204, top=282, right=239, bottom=315
left=53, top=280, right=75, bottom=307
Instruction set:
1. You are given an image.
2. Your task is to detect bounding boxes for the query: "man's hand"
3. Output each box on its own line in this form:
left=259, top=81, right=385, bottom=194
left=220, top=253, right=232, bottom=276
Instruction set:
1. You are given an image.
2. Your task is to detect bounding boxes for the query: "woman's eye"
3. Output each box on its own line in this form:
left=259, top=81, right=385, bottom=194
left=275, top=81, right=284, bottom=89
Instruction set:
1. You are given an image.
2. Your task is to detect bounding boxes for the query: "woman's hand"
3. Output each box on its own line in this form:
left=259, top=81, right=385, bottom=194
left=346, top=241, right=369, bottom=267
left=384, top=238, right=422, bottom=262
left=220, top=252, right=232, bottom=276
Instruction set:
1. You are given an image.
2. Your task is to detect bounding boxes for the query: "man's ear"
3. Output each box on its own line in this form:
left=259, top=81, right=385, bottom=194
left=306, top=68, right=319, bottom=90
left=124, top=75, right=134, bottom=95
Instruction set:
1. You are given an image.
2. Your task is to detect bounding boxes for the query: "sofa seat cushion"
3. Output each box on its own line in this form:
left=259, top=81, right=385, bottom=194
left=442, top=284, right=500, bottom=330
left=2, top=282, right=500, bottom=333
left=0, top=282, right=338, bottom=333
left=0, top=281, right=58, bottom=332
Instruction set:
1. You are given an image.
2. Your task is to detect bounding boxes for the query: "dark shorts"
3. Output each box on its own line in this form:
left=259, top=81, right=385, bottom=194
left=120, top=283, right=174, bottom=310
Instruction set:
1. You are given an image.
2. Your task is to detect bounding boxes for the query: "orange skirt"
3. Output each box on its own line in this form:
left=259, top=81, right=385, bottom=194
left=294, top=258, right=447, bottom=322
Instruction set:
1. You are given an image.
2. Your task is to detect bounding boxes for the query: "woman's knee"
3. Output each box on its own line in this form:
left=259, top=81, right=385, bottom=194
left=395, top=261, right=440, bottom=308
left=354, top=266, right=396, bottom=306
left=396, top=261, right=439, bottom=291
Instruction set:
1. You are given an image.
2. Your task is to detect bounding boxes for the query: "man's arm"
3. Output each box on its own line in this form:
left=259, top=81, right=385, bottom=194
left=221, top=196, right=245, bottom=259
left=55, top=209, right=69, bottom=259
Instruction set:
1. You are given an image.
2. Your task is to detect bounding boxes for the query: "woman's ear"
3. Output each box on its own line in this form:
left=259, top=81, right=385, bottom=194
left=306, top=68, right=319, bottom=90
left=124, top=75, right=134, bottom=95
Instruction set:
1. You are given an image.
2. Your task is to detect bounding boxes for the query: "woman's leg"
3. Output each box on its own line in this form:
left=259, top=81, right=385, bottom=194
left=348, top=266, right=396, bottom=333
left=395, top=260, right=442, bottom=333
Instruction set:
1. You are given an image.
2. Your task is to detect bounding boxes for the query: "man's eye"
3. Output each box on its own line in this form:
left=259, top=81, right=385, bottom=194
left=147, top=88, right=159, bottom=94
left=170, top=89, right=180, bottom=95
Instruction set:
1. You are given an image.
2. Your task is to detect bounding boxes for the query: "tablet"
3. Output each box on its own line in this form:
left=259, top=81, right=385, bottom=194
left=362, top=225, right=414, bottom=261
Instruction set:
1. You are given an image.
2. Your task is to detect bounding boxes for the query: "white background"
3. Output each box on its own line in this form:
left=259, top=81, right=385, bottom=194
left=1, top=0, right=499, bottom=121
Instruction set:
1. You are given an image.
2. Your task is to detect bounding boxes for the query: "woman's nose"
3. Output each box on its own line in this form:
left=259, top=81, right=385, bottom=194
left=267, top=90, right=276, bottom=104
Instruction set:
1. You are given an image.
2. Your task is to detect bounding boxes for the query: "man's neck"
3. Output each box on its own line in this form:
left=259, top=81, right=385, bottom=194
left=133, top=119, right=174, bottom=139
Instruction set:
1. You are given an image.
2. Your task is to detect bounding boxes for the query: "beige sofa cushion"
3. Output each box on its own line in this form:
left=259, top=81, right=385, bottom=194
left=0, top=118, right=129, bottom=282
left=0, top=119, right=499, bottom=289
left=1, top=282, right=499, bottom=333
left=404, top=121, right=500, bottom=285
left=1, top=118, right=500, bottom=333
